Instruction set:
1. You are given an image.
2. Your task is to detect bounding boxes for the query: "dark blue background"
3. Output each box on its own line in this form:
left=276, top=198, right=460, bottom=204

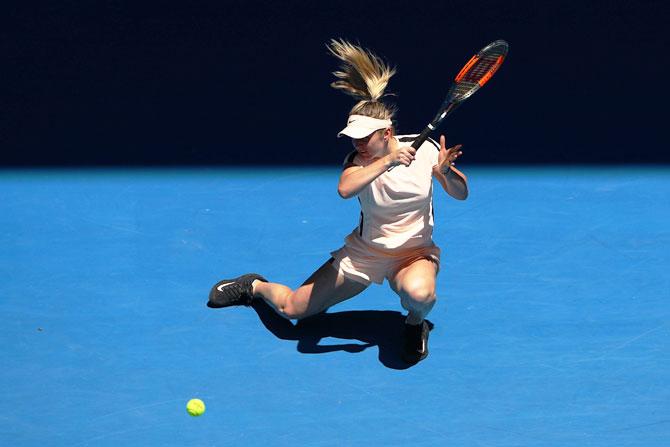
left=3, top=0, right=667, bottom=166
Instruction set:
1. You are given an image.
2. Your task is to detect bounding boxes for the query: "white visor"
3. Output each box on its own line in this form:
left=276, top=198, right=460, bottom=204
left=337, top=115, right=392, bottom=139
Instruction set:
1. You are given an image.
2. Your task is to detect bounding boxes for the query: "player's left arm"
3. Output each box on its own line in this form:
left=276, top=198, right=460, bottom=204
left=432, top=135, right=468, bottom=200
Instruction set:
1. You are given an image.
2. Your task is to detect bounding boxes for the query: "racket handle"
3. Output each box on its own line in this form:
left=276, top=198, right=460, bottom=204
left=387, top=125, right=434, bottom=172
left=410, top=125, right=434, bottom=149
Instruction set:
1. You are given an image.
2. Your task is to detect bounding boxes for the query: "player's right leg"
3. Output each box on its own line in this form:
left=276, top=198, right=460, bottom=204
left=252, top=259, right=367, bottom=320
left=208, top=259, right=368, bottom=320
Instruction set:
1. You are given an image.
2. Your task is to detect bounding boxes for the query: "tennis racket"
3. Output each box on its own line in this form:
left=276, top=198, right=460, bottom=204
left=395, top=39, right=508, bottom=165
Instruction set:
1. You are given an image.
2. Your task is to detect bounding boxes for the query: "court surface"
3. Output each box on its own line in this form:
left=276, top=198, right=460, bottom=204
left=1, top=166, right=668, bottom=446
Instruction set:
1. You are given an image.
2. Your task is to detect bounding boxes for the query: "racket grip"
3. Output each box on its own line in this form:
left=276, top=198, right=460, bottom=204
left=410, top=125, right=434, bottom=149
left=387, top=125, right=434, bottom=172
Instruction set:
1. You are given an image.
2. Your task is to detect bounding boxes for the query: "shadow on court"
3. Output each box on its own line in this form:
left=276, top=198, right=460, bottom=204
left=250, top=300, right=433, bottom=370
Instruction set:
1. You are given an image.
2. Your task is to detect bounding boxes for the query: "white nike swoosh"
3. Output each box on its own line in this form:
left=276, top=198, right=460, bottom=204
left=216, top=282, right=235, bottom=291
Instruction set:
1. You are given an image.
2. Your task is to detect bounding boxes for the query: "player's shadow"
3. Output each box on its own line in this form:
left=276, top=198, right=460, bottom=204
left=251, top=300, right=433, bottom=370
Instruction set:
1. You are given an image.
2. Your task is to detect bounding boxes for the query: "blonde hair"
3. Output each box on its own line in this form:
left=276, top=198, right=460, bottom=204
left=327, top=39, right=397, bottom=122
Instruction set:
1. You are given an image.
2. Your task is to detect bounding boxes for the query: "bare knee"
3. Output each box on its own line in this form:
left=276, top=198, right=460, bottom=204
left=401, top=279, right=436, bottom=309
left=279, top=291, right=313, bottom=320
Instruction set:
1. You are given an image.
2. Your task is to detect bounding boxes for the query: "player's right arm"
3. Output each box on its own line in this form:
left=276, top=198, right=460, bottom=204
left=337, top=146, right=415, bottom=199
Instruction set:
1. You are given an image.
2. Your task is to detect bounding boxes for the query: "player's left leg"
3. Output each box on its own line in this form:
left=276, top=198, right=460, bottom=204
left=389, top=258, right=438, bottom=363
left=390, top=258, right=438, bottom=324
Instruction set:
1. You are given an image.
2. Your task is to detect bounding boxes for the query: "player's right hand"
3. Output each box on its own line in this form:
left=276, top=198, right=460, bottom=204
left=387, top=145, right=416, bottom=168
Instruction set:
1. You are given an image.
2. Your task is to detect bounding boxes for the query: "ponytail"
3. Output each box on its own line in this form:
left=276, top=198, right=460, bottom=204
left=327, top=39, right=397, bottom=121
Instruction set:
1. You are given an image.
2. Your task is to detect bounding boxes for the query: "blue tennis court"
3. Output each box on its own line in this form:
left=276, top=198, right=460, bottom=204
left=1, top=166, right=668, bottom=446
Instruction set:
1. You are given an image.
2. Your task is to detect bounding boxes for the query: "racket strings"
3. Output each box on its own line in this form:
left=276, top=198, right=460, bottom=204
left=452, top=81, right=478, bottom=99
left=460, top=54, right=501, bottom=84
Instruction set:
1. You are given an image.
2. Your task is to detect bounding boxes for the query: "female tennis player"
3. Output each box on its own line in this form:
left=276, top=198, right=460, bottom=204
left=208, top=39, right=468, bottom=364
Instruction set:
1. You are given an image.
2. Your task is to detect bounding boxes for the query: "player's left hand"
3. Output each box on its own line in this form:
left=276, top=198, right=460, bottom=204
left=437, top=135, right=463, bottom=171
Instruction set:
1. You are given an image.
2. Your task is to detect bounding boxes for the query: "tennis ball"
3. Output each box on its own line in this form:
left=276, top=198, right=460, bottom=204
left=186, top=398, right=205, bottom=417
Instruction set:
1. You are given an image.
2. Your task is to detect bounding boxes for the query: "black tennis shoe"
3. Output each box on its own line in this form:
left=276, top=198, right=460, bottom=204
left=402, top=320, right=430, bottom=364
left=207, top=274, right=267, bottom=308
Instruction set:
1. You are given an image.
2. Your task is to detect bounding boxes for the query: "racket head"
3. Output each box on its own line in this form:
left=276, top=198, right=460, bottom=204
left=445, top=39, right=508, bottom=105
left=406, top=39, right=508, bottom=156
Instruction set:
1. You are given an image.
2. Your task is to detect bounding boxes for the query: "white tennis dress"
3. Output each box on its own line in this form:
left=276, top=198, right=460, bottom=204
left=331, top=135, right=442, bottom=285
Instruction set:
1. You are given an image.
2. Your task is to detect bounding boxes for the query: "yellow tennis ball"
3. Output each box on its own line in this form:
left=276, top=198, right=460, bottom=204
left=186, top=398, right=205, bottom=417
